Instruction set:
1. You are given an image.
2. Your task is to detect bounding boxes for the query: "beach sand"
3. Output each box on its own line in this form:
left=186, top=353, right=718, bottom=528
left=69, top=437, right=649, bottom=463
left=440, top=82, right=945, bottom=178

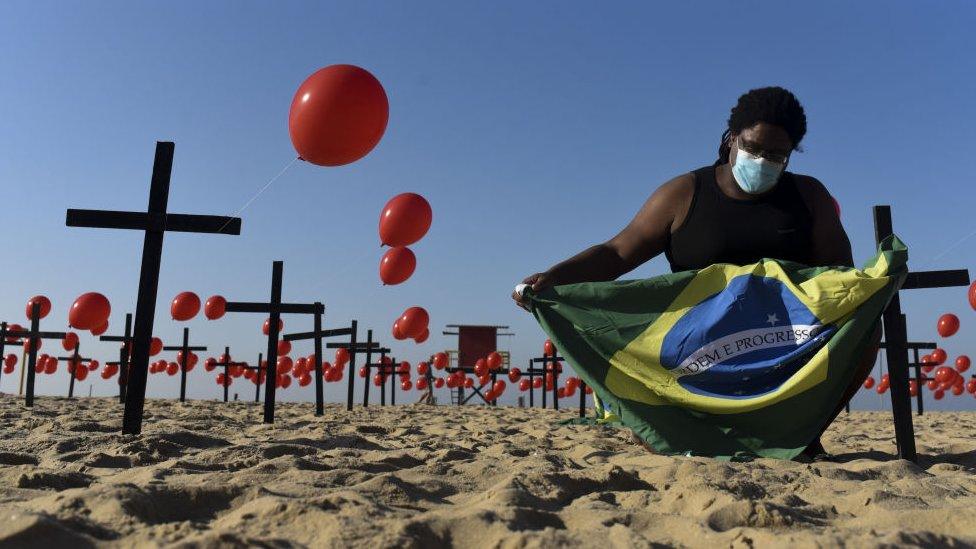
left=0, top=395, right=974, bottom=548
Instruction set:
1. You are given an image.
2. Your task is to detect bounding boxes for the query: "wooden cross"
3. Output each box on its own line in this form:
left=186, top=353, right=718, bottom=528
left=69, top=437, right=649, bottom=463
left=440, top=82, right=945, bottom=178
left=361, top=348, right=397, bottom=407
left=283, top=322, right=356, bottom=415
left=162, top=327, right=207, bottom=402
left=873, top=205, right=970, bottom=462
left=56, top=343, right=93, bottom=398
left=65, top=142, right=241, bottom=434
left=99, top=313, right=134, bottom=403
left=6, top=303, right=67, bottom=407
left=211, top=347, right=236, bottom=403
left=223, top=260, right=323, bottom=423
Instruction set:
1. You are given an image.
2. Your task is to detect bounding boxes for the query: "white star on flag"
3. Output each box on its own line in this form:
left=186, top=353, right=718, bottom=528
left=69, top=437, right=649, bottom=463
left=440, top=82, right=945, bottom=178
left=766, top=313, right=779, bottom=326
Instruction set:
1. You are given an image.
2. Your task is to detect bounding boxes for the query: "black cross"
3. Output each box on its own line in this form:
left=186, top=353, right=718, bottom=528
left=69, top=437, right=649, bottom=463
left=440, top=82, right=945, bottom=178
left=361, top=347, right=399, bottom=407
left=283, top=321, right=356, bottom=416
left=56, top=343, right=93, bottom=398
left=5, top=303, right=67, bottom=407
left=223, top=261, right=323, bottom=423
left=879, top=339, right=936, bottom=416
left=211, top=347, right=237, bottom=403
left=66, top=142, right=241, bottom=434
left=873, top=205, right=970, bottom=462
left=162, top=327, right=207, bottom=402
left=99, top=313, right=134, bottom=404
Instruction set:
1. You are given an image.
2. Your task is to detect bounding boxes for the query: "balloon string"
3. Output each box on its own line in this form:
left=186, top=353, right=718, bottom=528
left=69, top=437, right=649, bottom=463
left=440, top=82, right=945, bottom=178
left=217, top=156, right=299, bottom=233
left=917, top=225, right=976, bottom=270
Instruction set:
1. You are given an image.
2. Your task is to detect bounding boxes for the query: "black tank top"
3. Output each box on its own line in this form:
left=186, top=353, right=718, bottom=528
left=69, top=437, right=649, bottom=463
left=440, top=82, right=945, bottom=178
left=665, top=165, right=815, bottom=272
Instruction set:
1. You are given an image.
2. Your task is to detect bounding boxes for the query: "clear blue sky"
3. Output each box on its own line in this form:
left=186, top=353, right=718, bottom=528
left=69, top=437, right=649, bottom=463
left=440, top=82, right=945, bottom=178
left=0, top=1, right=973, bottom=411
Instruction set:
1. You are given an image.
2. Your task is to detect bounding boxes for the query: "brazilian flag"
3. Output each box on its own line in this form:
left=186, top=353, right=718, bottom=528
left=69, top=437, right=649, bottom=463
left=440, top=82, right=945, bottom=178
left=521, top=236, right=907, bottom=460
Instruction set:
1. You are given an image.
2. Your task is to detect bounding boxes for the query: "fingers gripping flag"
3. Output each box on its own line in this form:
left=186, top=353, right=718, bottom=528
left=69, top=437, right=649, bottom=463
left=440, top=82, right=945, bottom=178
left=520, top=236, right=907, bottom=460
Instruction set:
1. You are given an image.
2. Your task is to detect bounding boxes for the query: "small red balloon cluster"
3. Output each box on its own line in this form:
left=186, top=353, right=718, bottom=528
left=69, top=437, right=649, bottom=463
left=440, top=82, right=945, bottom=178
left=392, top=306, right=430, bottom=344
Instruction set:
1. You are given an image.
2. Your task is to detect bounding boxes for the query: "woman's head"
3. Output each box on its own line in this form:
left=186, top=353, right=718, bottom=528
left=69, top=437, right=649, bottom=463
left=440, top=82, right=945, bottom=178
left=716, top=87, right=807, bottom=167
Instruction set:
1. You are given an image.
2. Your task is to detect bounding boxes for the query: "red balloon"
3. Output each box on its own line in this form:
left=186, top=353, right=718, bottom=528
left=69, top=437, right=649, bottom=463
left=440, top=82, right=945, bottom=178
left=557, top=387, right=566, bottom=398
left=277, top=339, right=292, bottom=356
left=204, top=295, right=226, bottom=320
left=401, top=379, right=413, bottom=391
left=955, top=355, right=971, bottom=373
left=216, top=373, right=228, bottom=385
left=909, top=379, right=919, bottom=397
left=951, top=384, right=964, bottom=396
left=543, top=339, right=555, bottom=357
left=277, top=356, right=293, bottom=375
left=486, top=352, right=503, bottom=371
left=204, top=357, right=217, bottom=372
left=24, top=338, right=41, bottom=353
left=533, top=377, right=543, bottom=389
left=417, top=362, right=430, bottom=376
left=433, top=352, right=448, bottom=370
left=416, top=378, right=428, bottom=391
left=508, top=368, right=522, bottom=383
left=966, top=379, right=976, bottom=394
left=263, top=318, right=284, bottom=336
left=5, top=324, right=23, bottom=344
left=335, top=347, right=350, bottom=365
left=4, top=354, right=16, bottom=368
left=931, top=348, right=947, bottom=365
left=863, top=376, right=875, bottom=389
left=492, top=379, right=506, bottom=394
left=934, top=389, right=945, bottom=400
left=937, top=314, right=960, bottom=337
left=380, top=247, right=416, bottom=285
left=433, top=377, right=445, bottom=389
left=358, top=366, right=368, bottom=378
left=74, top=366, right=88, bottom=381
left=299, top=374, right=312, bottom=387
left=392, top=320, right=407, bottom=340
left=61, top=332, right=79, bottom=352
left=69, top=293, right=111, bottom=330
left=25, top=295, right=52, bottom=320
left=149, top=337, right=163, bottom=357
left=478, top=374, right=491, bottom=386
left=484, top=389, right=497, bottom=402
left=935, top=366, right=953, bottom=384
left=969, top=280, right=976, bottom=312
left=379, top=193, right=432, bottom=247
left=373, top=373, right=384, bottom=387
left=927, top=379, right=939, bottom=391
left=414, top=328, right=429, bottom=344
left=171, top=292, right=201, bottom=321
left=473, top=361, right=488, bottom=377
left=463, top=377, right=474, bottom=389
left=166, top=362, right=179, bottom=376
left=90, top=321, right=109, bottom=336
left=88, top=359, right=100, bottom=372
left=289, top=64, right=388, bottom=167
left=519, top=379, right=530, bottom=391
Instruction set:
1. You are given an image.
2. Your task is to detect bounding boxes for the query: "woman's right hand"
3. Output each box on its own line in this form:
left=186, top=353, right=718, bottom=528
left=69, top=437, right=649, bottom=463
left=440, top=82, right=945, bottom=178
left=512, top=272, right=554, bottom=312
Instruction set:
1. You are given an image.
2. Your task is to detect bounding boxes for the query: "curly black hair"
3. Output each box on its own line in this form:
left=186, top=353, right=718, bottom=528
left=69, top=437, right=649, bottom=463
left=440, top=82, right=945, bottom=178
left=715, top=86, right=807, bottom=165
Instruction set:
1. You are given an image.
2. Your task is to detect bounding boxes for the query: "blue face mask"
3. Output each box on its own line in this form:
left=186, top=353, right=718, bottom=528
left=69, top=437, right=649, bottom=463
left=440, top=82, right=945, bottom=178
left=731, top=144, right=786, bottom=194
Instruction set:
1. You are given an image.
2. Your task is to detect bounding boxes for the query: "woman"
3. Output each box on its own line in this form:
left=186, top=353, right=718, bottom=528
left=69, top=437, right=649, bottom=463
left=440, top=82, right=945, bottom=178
left=513, top=87, right=873, bottom=459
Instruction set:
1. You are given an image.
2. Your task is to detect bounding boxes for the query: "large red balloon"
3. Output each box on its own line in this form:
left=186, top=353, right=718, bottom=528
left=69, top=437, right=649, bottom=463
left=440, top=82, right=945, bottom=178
left=204, top=295, right=226, bottom=320
left=379, top=193, right=433, bottom=247
left=969, top=281, right=976, bottom=311
left=25, top=295, right=52, bottom=320
left=379, top=246, right=417, bottom=286
left=289, top=65, right=389, bottom=167
left=398, top=307, right=429, bottom=339
left=392, top=320, right=407, bottom=340
left=937, top=314, right=960, bottom=337
left=171, top=292, right=201, bottom=321
left=69, top=293, right=111, bottom=330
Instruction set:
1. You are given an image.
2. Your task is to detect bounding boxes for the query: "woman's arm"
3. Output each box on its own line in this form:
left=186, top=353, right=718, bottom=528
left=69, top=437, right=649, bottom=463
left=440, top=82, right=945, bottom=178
left=796, top=175, right=854, bottom=268
left=513, top=174, right=693, bottom=310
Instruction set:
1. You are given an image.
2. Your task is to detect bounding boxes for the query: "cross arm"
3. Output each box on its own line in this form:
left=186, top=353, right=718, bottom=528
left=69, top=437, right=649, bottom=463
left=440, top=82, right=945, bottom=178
left=283, top=327, right=353, bottom=341
left=7, top=330, right=67, bottom=339
left=902, top=270, right=970, bottom=290
left=162, top=345, right=208, bottom=351
left=65, top=210, right=241, bottom=235
left=225, top=302, right=323, bottom=314
left=99, top=335, right=130, bottom=342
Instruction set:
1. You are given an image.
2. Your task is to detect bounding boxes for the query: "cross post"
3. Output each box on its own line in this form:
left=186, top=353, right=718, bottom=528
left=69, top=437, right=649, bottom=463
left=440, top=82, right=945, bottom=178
left=873, top=205, right=970, bottom=462
left=211, top=347, right=235, bottom=402
left=8, top=303, right=68, bottom=407
left=66, top=142, right=241, bottom=434
left=99, top=313, right=134, bottom=403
